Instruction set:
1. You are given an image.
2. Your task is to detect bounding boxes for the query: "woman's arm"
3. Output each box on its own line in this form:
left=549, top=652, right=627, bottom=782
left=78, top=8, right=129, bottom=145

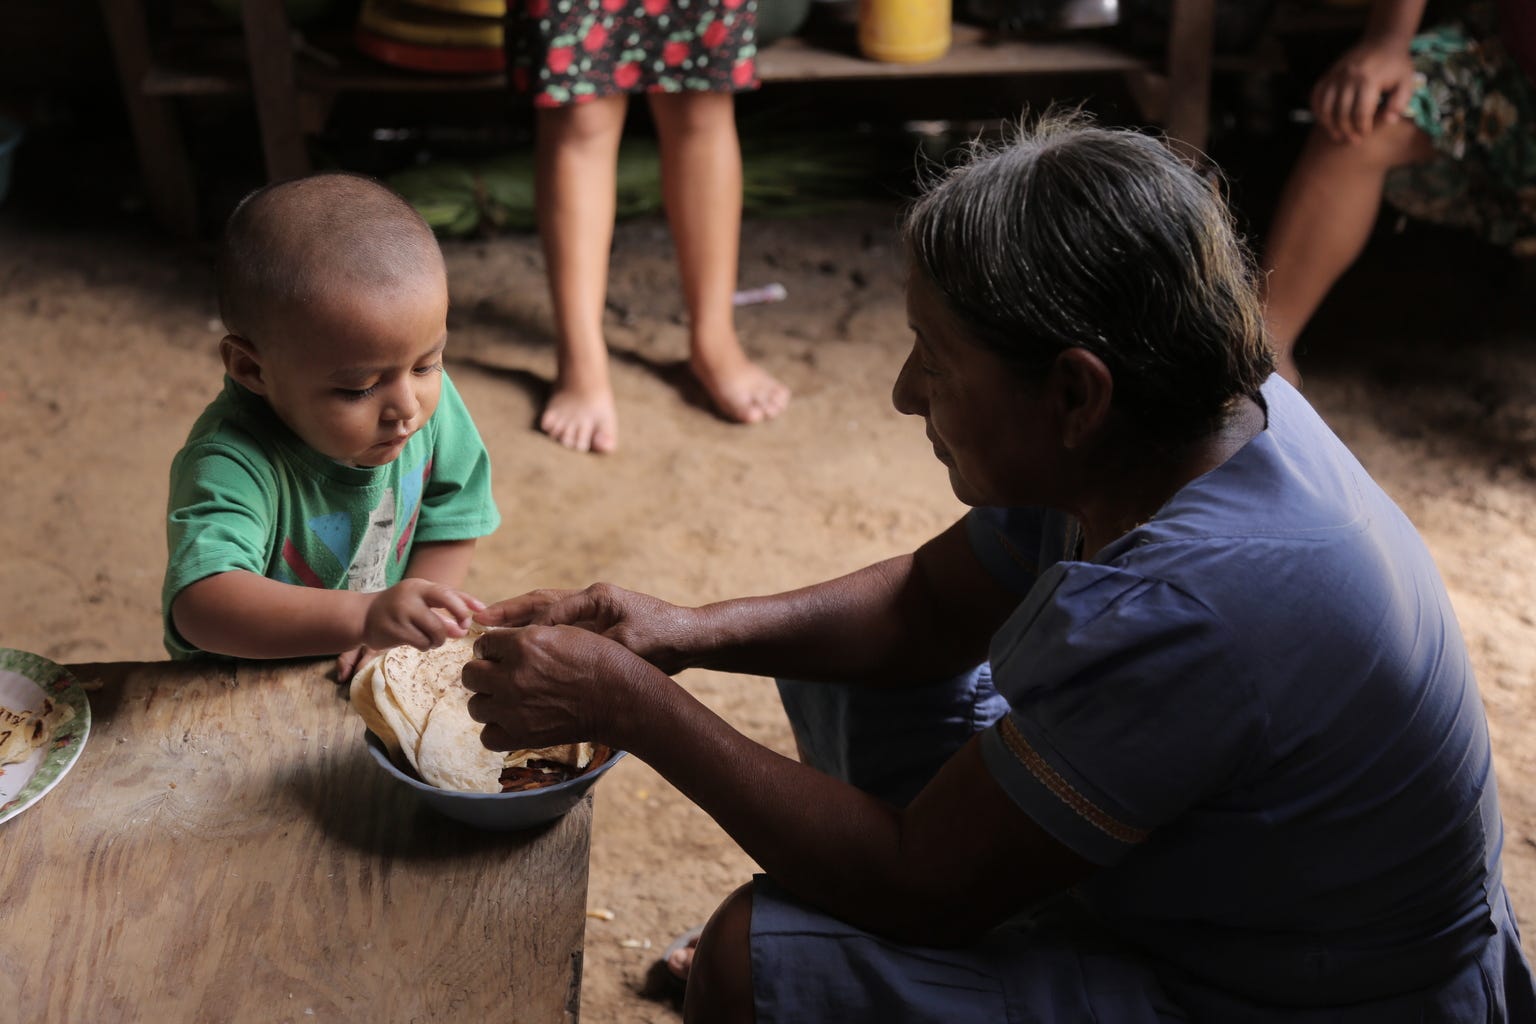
left=467, top=515, right=1084, bottom=939
left=478, top=518, right=1023, bottom=687
left=465, top=626, right=1092, bottom=942
left=686, top=519, right=1017, bottom=684
left=615, top=673, right=1092, bottom=941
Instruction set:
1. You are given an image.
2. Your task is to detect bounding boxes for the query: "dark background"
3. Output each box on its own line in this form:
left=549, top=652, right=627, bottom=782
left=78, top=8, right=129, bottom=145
left=0, top=0, right=1368, bottom=238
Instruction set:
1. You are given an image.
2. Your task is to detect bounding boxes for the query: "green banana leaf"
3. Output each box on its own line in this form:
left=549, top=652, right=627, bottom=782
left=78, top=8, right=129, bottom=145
left=388, top=131, right=890, bottom=238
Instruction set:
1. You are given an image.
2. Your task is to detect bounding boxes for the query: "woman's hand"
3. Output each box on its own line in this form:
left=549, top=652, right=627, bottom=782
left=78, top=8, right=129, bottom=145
left=1311, top=40, right=1419, bottom=144
left=474, top=583, right=700, bottom=675
left=462, top=623, right=662, bottom=753
left=362, top=578, right=484, bottom=652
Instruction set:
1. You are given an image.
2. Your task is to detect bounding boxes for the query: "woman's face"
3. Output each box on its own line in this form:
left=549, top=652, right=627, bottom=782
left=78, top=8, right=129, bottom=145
left=892, top=271, right=1058, bottom=507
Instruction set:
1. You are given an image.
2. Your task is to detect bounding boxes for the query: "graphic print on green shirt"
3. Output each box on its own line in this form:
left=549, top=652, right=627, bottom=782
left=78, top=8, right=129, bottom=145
left=161, top=372, right=500, bottom=658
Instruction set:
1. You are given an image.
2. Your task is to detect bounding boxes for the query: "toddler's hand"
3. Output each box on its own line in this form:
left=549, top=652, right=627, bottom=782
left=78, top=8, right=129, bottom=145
left=336, top=644, right=376, bottom=686
left=363, top=579, right=486, bottom=653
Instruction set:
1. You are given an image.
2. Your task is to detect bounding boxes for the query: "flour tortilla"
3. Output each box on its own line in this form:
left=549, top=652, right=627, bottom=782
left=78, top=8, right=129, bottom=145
left=0, top=696, right=76, bottom=766
left=416, top=685, right=505, bottom=793
left=351, top=627, right=595, bottom=793
left=380, top=634, right=477, bottom=741
left=508, top=743, right=592, bottom=772
left=349, top=654, right=399, bottom=761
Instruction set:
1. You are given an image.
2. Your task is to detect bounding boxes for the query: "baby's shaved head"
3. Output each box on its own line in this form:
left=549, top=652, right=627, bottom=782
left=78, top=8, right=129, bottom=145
left=217, top=172, right=444, bottom=344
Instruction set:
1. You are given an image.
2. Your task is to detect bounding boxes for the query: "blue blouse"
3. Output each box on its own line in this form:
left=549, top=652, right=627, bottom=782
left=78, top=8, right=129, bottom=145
left=970, top=376, right=1527, bottom=1016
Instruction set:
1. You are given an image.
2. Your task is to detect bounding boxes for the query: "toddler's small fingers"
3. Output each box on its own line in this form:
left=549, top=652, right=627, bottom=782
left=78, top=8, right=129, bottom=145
left=418, top=586, right=472, bottom=626
left=413, top=612, right=449, bottom=648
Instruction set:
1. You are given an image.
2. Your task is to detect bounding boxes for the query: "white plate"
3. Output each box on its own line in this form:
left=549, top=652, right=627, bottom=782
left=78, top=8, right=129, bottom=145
left=0, top=649, right=91, bottom=825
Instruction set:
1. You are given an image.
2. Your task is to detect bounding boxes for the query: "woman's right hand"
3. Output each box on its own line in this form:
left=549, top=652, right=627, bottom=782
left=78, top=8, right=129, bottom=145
left=474, top=583, right=700, bottom=675
left=1311, top=40, right=1419, bottom=144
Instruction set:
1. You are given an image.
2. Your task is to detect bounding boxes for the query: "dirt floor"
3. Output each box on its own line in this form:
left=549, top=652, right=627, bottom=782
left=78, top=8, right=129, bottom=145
left=2, top=131, right=1535, bottom=1021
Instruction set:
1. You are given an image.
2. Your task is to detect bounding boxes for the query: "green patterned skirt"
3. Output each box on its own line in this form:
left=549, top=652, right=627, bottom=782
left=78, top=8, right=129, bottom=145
left=1385, top=2, right=1536, bottom=253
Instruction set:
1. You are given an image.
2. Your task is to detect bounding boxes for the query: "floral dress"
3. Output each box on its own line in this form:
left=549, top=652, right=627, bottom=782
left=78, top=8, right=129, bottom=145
left=1385, top=1, right=1536, bottom=253
left=507, top=0, right=761, bottom=107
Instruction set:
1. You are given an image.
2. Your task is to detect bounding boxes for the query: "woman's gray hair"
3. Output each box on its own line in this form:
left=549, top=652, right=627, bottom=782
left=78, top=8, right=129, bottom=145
left=903, top=114, right=1273, bottom=446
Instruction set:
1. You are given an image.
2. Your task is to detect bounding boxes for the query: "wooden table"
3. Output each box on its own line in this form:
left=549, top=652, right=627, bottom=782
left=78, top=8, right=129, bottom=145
left=0, top=658, right=592, bottom=1023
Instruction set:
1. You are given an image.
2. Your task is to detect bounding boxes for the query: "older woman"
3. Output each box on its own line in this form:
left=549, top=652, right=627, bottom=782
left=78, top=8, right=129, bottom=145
left=463, top=118, right=1535, bottom=1022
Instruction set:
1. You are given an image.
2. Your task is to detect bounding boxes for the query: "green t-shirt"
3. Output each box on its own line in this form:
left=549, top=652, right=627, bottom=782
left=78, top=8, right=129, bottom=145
left=162, top=372, right=501, bottom=658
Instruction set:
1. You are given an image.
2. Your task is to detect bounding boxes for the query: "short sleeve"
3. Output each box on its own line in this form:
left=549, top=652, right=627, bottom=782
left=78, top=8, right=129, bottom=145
left=162, top=442, right=279, bottom=656
left=979, top=563, right=1267, bottom=866
left=413, top=373, right=501, bottom=544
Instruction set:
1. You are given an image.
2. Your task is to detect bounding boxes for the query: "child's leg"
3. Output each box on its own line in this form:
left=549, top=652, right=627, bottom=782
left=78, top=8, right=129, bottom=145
left=535, top=95, right=628, bottom=453
left=1260, top=120, right=1434, bottom=385
left=648, top=90, right=790, bottom=424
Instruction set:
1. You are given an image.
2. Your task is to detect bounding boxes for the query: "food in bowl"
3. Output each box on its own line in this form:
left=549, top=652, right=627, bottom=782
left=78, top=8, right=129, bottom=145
left=351, top=629, right=606, bottom=794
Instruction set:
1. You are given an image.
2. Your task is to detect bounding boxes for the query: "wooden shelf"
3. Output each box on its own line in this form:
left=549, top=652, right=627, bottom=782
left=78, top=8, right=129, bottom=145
left=759, top=22, right=1155, bottom=80
left=132, top=21, right=1160, bottom=100
left=98, top=0, right=1225, bottom=236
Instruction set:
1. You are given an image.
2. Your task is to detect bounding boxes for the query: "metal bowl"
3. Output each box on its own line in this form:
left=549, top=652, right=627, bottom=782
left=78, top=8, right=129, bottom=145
left=364, top=731, right=625, bottom=831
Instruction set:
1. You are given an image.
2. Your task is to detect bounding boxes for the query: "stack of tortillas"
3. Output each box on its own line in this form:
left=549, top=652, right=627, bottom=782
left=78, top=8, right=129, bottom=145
left=351, top=628, right=592, bottom=794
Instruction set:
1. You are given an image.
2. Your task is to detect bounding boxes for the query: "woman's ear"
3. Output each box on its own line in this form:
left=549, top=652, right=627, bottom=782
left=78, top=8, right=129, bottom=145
left=1049, top=347, right=1114, bottom=450
left=220, top=335, right=267, bottom=395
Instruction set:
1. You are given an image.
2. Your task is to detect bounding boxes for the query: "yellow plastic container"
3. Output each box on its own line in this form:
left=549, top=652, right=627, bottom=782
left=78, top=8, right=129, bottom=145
left=857, top=0, right=952, bottom=64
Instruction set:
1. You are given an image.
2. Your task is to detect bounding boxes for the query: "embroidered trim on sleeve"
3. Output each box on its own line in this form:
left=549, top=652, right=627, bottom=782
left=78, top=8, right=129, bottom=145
left=998, top=716, right=1149, bottom=846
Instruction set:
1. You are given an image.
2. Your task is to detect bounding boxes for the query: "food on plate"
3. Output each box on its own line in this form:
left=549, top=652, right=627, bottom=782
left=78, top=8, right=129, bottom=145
left=351, top=630, right=599, bottom=794
left=0, top=695, right=76, bottom=767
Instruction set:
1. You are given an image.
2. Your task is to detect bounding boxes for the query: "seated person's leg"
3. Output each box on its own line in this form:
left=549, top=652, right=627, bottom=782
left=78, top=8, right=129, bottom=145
left=1262, top=119, right=1435, bottom=384
left=683, top=883, right=755, bottom=1024
left=776, top=664, right=1008, bottom=806
left=671, top=669, right=1008, bottom=988
left=735, top=876, right=1180, bottom=1024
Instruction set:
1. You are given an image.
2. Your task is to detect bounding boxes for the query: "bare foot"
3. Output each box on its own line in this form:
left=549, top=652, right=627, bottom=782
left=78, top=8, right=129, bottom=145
left=690, top=344, right=790, bottom=425
left=540, top=380, right=619, bottom=453
left=664, top=926, right=701, bottom=983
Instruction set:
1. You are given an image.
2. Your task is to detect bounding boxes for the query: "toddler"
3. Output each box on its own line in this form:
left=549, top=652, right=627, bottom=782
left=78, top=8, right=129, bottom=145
left=162, top=172, right=501, bottom=683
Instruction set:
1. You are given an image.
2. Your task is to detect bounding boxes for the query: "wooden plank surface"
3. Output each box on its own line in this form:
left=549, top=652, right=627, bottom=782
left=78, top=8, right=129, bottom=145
left=759, top=21, right=1153, bottom=80
left=0, top=659, right=591, bottom=1023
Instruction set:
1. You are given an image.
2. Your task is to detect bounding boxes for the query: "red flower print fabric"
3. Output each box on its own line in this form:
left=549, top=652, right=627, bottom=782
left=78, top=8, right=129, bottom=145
left=508, top=0, right=761, bottom=106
